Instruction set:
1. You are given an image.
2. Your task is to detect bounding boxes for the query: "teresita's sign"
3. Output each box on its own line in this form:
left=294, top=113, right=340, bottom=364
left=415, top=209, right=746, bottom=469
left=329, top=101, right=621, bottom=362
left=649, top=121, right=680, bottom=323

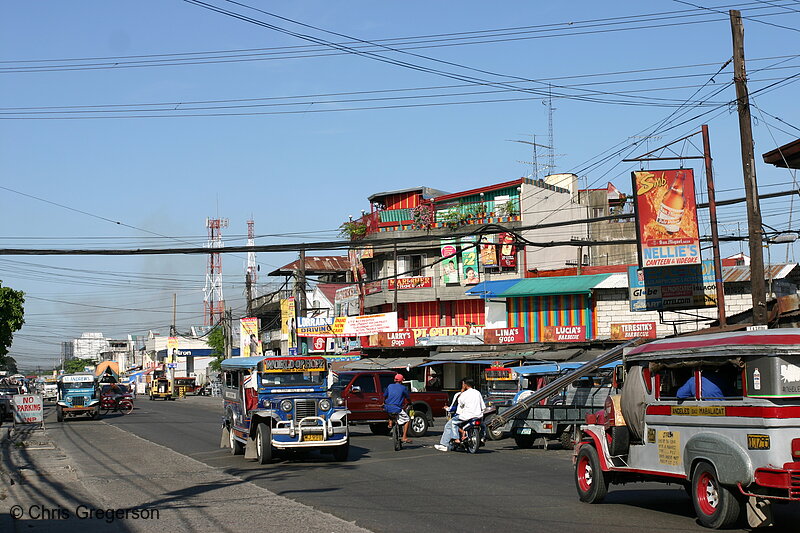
left=542, top=325, right=586, bottom=342
left=484, top=328, right=526, bottom=344
left=632, top=169, right=701, bottom=268
left=610, top=322, right=657, bottom=340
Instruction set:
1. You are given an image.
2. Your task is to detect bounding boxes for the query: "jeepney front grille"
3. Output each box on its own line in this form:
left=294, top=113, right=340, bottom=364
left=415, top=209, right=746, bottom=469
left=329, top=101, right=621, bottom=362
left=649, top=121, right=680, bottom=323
left=72, top=396, right=85, bottom=407
left=789, top=471, right=800, bottom=499
left=295, top=399, right=317, bottom=419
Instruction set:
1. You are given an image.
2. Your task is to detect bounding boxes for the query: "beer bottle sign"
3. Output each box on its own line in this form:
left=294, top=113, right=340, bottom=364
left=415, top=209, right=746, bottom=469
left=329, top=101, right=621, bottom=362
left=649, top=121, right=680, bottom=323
left=656, top=171, right=686, bottom=233
left=632, top=169, right=701, bottom=268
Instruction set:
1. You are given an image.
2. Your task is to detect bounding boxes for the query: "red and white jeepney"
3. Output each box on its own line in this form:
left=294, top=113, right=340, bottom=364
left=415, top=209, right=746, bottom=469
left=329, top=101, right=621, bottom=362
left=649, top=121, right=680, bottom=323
left=574, top=329, right=800, bottom=529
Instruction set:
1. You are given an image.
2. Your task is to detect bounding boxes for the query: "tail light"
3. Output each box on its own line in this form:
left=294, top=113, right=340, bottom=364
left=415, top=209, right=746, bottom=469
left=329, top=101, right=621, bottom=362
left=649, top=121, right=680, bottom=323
left=474, top=420, right=480, bottom=425
left=791, top=438, right=800, bottom=461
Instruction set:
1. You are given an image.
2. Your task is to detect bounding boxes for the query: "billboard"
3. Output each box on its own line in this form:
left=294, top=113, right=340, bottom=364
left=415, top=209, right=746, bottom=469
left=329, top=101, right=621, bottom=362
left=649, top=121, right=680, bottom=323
left=633, top=169, right=701, bottom=268
left=479, top=235, right=498, bottom=267
left=461, top=237, right=480, bottom=285
left=498, top=233, right=517, bottom=268
left=280, top=298, right=296, bottom=352
left=441, top=240, right=460, bottom=284
left=331, top=312, right=398, bottom=337
left=240, top=317, right=260, bottom=357
left=167, top=337, right=179, bottom=362
left=628, top=261, right=717, bottom=312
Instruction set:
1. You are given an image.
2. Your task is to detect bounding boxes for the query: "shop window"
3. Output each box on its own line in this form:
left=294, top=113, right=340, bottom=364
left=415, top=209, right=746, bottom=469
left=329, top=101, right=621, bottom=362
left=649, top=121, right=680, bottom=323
left=397, top=254, right=426, bottom=277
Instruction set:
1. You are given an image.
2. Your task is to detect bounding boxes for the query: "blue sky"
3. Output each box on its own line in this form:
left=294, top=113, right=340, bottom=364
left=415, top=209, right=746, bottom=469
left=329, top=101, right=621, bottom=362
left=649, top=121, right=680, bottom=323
left=2, top=1, right=799, bottom=370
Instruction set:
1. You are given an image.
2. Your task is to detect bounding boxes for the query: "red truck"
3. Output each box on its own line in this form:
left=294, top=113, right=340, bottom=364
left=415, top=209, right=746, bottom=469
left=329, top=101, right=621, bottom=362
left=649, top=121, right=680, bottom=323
left=330, top=371, right=449, bottom=437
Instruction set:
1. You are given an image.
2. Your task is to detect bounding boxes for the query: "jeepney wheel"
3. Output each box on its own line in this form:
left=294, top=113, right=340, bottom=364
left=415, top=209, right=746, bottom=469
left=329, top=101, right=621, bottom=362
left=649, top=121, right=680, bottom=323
left=56, top=406, right=64, bottom=423
left=255, top=423, right=274, bottom=464
left=691, top=462, right=741, bottom=529
left=559, top=428, right=574, bottom=450
left=408, top=411, right=429, bottom=438
left=229, top=424, right=244, bottom=455
left=332, top=441, right=350, bottom=462
left=90, top=409, right=100, bottom=420
left=484, top=414, right=506, bottom=441
left=513, top=433, right=536, bottom=449
left=575, top=444, right=608, bottom=503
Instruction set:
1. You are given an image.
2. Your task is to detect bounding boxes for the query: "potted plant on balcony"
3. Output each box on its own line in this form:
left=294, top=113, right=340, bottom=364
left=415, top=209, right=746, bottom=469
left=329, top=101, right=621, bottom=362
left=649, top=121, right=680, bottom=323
left=339, top=220, right=368, bottom=240
left=411, top=204, right=435, bottom=230
left=439, top=209, right=466, bottom=229
left=499, top=201, right=519, bottom=218
left=466, top=203, right=487, bottom=223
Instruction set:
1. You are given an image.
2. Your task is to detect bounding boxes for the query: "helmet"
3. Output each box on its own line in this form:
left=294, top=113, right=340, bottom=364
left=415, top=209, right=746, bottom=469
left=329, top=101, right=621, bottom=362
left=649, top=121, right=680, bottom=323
left=394, top=374, right=404, bottom=382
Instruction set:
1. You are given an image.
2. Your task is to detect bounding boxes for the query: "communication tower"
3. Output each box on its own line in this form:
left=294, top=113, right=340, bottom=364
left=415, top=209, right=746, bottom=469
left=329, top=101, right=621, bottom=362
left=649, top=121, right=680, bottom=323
left=204, top=217, right=228, bottom=326
left=246, top=218, right=258, bottom=298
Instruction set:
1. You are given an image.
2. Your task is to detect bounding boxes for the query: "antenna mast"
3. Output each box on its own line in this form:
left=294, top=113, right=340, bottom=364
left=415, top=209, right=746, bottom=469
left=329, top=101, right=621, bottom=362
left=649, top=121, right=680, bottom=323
left=204, top=217, right=228, bottom=326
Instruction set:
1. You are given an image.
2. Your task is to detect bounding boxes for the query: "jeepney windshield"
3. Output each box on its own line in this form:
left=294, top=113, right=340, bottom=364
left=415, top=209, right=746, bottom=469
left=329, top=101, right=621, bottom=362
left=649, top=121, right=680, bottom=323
left=488, top=380, right=519, bottom=392
left=259, top=371, right=326, bottom=387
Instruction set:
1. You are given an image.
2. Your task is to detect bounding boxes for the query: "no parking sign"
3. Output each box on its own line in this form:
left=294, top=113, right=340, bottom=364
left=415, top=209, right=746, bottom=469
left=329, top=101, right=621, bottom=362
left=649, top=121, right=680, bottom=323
left=13, top=394, right=44, bottom=426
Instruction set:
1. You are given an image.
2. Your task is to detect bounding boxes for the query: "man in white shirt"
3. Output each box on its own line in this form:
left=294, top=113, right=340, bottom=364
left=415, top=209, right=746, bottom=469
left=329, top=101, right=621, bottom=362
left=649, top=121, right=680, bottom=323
left=434, top=378, right=485, bottom=451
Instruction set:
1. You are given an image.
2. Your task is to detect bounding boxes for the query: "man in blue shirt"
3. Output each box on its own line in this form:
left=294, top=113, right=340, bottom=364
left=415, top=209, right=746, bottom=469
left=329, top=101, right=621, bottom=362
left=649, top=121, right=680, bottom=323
left=384, top=374, right=412, bottom=443
left=676, top=370, right=728, bottom=399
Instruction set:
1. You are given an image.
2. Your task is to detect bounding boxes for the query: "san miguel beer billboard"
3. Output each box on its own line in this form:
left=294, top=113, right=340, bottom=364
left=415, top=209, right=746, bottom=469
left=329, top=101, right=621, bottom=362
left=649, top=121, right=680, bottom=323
left=633, top=169, right=701, bottom=268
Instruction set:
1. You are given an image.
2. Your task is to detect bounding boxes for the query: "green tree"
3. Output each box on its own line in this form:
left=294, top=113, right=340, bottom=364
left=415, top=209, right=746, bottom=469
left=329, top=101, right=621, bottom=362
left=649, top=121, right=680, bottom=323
left=207, top=326, right=226, bottom=372
left=0, top=284, right=25, bottom=374
left=63, top=358, right=96, bottom=374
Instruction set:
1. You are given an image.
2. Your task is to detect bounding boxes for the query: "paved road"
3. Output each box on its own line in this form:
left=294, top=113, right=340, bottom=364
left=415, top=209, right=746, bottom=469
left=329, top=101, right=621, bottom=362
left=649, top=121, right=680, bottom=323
left=81, top=396, right=799, bottom=533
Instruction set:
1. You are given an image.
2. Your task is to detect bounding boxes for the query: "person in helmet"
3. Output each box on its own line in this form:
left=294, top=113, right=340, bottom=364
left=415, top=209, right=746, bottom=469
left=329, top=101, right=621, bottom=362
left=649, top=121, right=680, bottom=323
left=383, top=373, right=412, bottom=444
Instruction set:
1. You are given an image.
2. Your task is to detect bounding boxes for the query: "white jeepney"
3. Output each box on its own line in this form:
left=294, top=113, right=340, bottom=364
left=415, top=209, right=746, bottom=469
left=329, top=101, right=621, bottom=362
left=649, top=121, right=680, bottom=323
left=574, top=329, right=800, bottom=529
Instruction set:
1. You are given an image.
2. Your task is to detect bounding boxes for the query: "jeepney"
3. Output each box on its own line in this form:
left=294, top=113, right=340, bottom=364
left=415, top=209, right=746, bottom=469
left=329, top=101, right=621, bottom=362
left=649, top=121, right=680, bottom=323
left=56, top=373, right=100, bottom=421
left=149, top=368, right=174, bottom=400
left=500, top=361, right=619, bottom=448
left=575, top=329, right=800, bottom=529
left=42, top=378, right=58, bottom=401
left=220, top=355, right=350, bottom=463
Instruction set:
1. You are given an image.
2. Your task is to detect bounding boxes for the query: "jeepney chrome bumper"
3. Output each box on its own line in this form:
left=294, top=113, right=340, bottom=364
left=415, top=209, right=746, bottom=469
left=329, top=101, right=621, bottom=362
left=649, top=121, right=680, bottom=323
left=272, top=415, right=348, bottom=448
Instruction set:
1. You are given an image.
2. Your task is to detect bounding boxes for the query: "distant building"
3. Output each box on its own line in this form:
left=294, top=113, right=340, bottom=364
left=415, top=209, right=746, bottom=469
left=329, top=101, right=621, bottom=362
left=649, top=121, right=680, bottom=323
left=62, top=332, right=109, bottom=362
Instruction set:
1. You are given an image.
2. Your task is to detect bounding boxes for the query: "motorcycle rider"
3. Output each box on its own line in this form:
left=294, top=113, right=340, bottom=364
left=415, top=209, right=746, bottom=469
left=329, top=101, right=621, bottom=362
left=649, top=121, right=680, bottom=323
left=434, top=378, right=485, bottom=451
left=384, top=373, right=413, bottom=444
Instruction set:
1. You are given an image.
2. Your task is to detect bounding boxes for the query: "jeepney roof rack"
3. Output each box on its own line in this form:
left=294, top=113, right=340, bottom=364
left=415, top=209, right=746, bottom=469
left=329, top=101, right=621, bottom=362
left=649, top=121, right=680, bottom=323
left=625, top=329, right=800, bottom=362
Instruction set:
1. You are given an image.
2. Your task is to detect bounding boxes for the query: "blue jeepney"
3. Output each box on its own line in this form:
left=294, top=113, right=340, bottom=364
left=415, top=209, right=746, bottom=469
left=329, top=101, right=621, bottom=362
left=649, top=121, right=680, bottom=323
left=220, top=355, right=350, bottom=463
left=56, top=373, right=100, bottom=422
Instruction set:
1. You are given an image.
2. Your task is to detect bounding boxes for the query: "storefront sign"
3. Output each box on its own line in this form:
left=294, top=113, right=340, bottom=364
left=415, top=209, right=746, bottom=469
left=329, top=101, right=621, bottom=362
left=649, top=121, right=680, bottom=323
left=309, top=336, right=328, bottom=353
left=542, top=325, right=586, bottom=342
left=633, top=169, right=701, bottom=268
left=280, top=298, right=297, bottom=352
left=239, top=317, right=260, bottom=357
left=13, top=394, right=44, bottom=425
left=375, top=329, right=416, bottom=348
left=332, top=312, right=398, bottom=336
left=411, top=325, right=484, bottom=339
left=364, top=281, right=382, bottom=295
left=610, top=322, right=657, bottom=340
left=628, top=261, right=716, bottom=312
left=387, top=277, right=433, bottom=290
left=484, top=327, right=526, bottom=344
left=297, top=317, right=335, bottom=337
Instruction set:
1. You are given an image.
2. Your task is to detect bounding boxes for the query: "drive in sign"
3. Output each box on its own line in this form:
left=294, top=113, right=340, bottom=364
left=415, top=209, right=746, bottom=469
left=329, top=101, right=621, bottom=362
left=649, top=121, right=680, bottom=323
left=13, top=394, right=44, bottom=425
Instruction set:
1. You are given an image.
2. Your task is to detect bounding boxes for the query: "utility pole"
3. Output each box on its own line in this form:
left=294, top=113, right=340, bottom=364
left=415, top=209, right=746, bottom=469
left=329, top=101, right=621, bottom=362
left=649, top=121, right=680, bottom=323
left=730, top=10, right=767, bottom=325
left=224, top=308, right=232, bottom=359
left=297, top=248, right=307, bottom=317
left=171, top=293, right=177, bottom=336
left=245, top=271, right=253, bottom=316
left=393, top=243, right=398, bottom=312
left=702, top=125, right=727, bottom=327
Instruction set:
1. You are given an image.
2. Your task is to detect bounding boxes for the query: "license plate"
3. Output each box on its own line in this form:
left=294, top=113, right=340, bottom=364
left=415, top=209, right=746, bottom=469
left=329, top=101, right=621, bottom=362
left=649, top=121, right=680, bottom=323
left=519, top=428, right=532, bottom=435
left=303, top=434, right=323, bottom=442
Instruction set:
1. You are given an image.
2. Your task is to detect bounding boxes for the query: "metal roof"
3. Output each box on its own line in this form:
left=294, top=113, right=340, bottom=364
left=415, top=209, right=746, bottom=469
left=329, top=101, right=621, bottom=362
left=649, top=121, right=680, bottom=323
left=269, top=256, right=351, bottom=277
left=465, top=279, right=522, bottom=298
left=220, top=356, right=267, bottom=369
left=339, top=357, right=427, bottom=371
left=626, top=329, right=800, bottom=361
left=368, top=186, right=449, bottom=203
left=722, top=263, right=796, bottom=283
left=420, top=359, right=512, bottom=367
left=499, top=274, right=613, bottom=298
left=762, top=138, right=800, bottom=169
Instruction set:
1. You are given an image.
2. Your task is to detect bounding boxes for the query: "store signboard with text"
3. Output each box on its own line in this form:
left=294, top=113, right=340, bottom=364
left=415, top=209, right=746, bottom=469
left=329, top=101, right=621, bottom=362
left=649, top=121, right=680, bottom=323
left=628, top=261, right=716, bottom=312
left=387, top=277, right=433, bottom=290
left=610, top=322, right=657, bottom=340
left=484, top=327, right=526, bottom=344
left=542, top=325, right=586, bottom=343
left=633, top=169, right=701, bottom=268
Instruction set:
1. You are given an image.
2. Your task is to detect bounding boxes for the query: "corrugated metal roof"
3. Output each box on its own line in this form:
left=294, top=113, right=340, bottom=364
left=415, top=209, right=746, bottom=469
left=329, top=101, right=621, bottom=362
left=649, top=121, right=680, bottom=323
left=269, top=256, right=351, bottom=276
left=722, top=263, right=796, bottom=283
left=368, top=186, right=449, bottom=203
left=499, top=274, right=612, bottom=297
left=341, top=357, right=427, bottom=370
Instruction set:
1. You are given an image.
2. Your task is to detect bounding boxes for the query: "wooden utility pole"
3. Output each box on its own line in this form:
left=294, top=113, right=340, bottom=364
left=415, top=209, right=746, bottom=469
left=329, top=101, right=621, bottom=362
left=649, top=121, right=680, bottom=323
left=245, top=271, right=253, bottom=316
left=701, top=125, right=727, bottom=327
left=297, top=248, right=307, bottom=316
left=393, top=243, right=398, bottom=312
left=224, top=308, right=232, bottom=359
left=171, top=293, right=177, bottom=336
left=730, top=10, right=767, bottom=325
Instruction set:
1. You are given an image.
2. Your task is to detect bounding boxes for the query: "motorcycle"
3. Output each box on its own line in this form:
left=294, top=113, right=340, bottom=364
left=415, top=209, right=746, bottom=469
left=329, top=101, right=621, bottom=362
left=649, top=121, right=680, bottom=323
left=100, top=393, right=134, bottom=415
left=449, top=416, right=486, bottom=454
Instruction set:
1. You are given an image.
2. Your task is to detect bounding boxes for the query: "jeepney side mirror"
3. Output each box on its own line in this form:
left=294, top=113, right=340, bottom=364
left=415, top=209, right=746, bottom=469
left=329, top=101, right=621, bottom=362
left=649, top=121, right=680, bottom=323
left=612, top=366, right=624, bottom=389
left=350, top=385, right=361, bottom=393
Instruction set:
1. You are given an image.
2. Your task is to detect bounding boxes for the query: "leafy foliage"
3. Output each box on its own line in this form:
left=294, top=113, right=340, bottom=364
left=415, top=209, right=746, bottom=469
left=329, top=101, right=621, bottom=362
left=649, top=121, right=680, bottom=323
left=338, top=220, right=368, bottom=240
left=207, top=326, right=226, bottom=372
left=63, top=358, right=96, bottom=374
left=411, top=204, right=435, bottom=229
left=0, top=284, right=25, bottom=373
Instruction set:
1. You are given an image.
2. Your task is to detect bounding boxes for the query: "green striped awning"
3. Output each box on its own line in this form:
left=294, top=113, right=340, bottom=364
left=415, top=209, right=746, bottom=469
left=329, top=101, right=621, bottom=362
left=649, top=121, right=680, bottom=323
left=498, top=274, right=612, bottom=298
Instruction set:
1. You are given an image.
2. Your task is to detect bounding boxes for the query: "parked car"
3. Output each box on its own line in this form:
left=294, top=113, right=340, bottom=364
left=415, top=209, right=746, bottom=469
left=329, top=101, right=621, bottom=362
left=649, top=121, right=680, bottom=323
left=330, top=371, right=449, bottom=437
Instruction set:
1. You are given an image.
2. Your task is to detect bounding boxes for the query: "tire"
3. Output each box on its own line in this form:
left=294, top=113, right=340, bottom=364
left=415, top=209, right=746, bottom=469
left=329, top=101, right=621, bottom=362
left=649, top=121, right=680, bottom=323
left=370, top=423, right=390, bottom=435
left=149, top=395, right=154, bottom=401
left=691, top=462, right=742, bottom=529
left=119, top=401, right=133, bottom=415
left=560, top=427, right=574, bottom=450
left=514, top=432, right=536, bottom=449
left=255, top=423, right=273, bottom=464
left=408, top=410, right=429, bottom=437
left=90, top=409, right=100, bottom=420
left=466, top=426, right=481, bottom=454
left=484, top=414, right=506, bottom=441
left=56, top=406, right=64, bottom=422
left=229, top=424, right=244, bottom=455
left=332, top=441, right=350, bottom=462
left=575, top=444, right=609, bottom=504
left=607, top=426, right=630, bottom=457
left=392, top=423, right=402, bottom=451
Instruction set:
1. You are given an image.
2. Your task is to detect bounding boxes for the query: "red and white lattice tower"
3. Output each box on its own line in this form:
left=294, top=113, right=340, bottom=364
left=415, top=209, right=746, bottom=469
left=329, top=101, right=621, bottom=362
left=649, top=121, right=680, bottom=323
left=204, top=217, right=228, bottom=326
left=246, top=219, right=257, bottom=298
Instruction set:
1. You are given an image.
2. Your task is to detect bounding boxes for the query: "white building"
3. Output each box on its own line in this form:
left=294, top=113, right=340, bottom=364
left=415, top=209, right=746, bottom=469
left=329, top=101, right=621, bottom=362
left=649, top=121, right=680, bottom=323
left=62, top=332, right=109, bottom=362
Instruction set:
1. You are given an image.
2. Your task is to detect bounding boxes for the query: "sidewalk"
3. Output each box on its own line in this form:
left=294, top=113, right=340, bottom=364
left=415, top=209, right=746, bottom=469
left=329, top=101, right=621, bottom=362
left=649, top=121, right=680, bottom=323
left=1, top=415, right=371, bottom=533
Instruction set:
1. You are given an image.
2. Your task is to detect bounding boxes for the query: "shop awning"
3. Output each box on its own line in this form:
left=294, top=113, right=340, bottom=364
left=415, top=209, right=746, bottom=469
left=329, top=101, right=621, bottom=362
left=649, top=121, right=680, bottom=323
left=341, top=357, right=427, bottom=371
left=498, top=273, right=612, bottom=298
left=465, top=279, right=523, bottom=298
left=420, top=359, right=512, bottom=367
